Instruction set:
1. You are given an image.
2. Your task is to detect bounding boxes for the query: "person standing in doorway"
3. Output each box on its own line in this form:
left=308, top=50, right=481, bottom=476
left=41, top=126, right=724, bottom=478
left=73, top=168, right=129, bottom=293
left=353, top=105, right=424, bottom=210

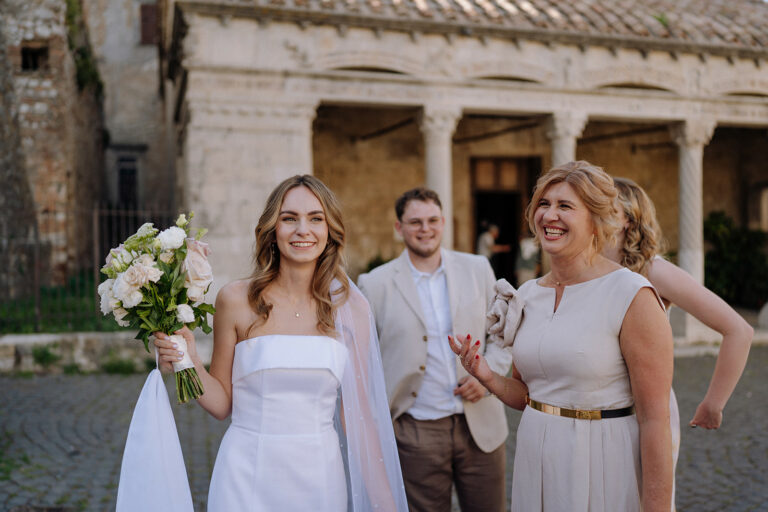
left=514, top=233, right=540, bottom=286
left=358, top=187, right=512, bottom=512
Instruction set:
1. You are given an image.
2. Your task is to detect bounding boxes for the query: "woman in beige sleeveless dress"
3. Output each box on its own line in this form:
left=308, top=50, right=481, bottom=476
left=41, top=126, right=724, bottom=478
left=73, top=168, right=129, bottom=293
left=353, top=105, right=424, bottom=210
left=451, top=161, right=674, bottom=512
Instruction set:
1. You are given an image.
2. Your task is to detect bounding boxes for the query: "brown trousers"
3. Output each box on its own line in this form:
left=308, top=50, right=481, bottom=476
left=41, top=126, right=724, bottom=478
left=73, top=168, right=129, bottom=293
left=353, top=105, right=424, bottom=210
left=393, top=413, right=506, bottom=512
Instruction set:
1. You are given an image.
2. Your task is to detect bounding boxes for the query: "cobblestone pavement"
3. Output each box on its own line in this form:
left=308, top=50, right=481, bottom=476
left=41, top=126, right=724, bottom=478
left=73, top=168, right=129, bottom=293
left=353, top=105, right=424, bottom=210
left=1, top=347, right=766, bottom=512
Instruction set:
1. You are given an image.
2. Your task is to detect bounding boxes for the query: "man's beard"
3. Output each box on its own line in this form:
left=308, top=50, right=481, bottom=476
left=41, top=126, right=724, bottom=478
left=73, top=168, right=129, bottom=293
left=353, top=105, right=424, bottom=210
left=404, top=239, right=440, bottom=259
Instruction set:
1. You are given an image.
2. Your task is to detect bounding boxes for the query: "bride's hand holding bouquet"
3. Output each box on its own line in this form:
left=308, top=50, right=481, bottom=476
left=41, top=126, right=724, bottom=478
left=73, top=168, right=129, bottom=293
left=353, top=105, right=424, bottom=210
left=98, top=213, right=215, bottom=403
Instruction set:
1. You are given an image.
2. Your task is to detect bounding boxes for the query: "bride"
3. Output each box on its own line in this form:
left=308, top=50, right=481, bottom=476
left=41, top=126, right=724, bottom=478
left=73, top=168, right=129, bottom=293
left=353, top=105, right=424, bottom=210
left=154, top=175, right=408, bottom=511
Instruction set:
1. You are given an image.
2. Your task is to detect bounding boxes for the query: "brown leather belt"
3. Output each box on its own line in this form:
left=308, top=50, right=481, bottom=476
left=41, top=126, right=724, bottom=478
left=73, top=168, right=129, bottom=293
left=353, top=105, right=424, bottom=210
left=526, top=397, right=635, bottom=420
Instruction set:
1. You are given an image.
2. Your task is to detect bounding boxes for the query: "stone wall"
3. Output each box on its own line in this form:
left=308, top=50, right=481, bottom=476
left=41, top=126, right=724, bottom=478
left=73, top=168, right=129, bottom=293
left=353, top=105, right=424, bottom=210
left=3, top=0, right=105, bottom=283
left=0, top=19, right=38, bottom=299
left=83, top=0, right=173, bottom=208
left=0, top=332, right=214, bottom=373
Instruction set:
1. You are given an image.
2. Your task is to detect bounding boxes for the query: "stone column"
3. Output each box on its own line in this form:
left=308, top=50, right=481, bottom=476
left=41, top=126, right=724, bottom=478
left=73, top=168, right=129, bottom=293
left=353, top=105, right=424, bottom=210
left=546, top=111, right=588, bottom=166
left=669, top=119, right=716, bottom=285
left=419, top=105, right=461, bottom=248
left=181, top=97, right=318, bottom=296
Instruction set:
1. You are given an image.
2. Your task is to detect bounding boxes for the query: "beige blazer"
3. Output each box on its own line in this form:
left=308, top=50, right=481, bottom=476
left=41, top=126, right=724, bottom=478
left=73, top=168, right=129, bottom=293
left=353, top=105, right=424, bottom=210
left=358, top=249, right=513, bottom=453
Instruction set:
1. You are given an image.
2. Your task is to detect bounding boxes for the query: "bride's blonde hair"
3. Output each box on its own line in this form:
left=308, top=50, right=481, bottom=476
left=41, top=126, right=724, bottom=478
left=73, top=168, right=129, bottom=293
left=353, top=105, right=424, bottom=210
left=247, top=175, right=349, bottom=336
left=613, top=177, right=665, bottom=276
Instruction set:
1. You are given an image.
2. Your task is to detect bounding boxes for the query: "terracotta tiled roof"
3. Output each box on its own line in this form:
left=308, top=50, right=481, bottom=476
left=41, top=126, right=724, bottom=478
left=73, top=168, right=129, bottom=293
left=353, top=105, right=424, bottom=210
left=190, top=0, right=768, bottom=53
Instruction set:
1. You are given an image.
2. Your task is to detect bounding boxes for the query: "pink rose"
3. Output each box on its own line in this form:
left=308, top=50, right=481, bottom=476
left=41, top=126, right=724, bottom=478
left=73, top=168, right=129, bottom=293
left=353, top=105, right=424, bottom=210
left=183, top=239, right=213, bottom=302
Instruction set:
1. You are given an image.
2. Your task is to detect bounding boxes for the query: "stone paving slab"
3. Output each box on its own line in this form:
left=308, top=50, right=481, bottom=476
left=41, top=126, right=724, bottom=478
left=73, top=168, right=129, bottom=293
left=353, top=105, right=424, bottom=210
left=1, top=347, right=766, bottom=512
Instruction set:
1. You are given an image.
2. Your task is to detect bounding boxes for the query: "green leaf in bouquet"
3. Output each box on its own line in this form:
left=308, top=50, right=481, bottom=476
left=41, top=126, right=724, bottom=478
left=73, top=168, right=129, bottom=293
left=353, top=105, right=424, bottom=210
left=170, top=321, right=184, bottom=333
left=195, top=227, right=208, bottom=240
left=135, top=330, right=151, bottom=352
left=200, top=322, right=213, bottom=335
left=141, top=319, right=158, bottom=332
left=165, top=301, right=177, bottom=312
left=170, top=274, right=186, bottom=297
left=157, top=259, right=172, bottom=276
left=197, top=303, right=216, bottom=315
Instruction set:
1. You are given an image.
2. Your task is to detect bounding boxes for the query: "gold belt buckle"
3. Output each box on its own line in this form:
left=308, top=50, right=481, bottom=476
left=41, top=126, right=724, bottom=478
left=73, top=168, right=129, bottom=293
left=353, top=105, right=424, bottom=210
left=576, top=409, right=598, bottom=420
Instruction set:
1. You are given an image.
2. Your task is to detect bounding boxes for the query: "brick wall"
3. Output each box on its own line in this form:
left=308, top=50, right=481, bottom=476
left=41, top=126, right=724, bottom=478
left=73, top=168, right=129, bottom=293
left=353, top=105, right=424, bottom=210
left=3, top=0, right=104, bottom=284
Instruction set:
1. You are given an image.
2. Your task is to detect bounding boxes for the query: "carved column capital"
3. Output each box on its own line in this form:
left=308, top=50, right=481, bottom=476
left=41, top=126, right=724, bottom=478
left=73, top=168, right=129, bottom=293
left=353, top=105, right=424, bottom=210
left=546, top=111, right=588, bottom=166
left=418, top=105, right=462, bottom=139
left=669, top=118, right=717, bottom=148
left=545, top=111, right=588, bottom=142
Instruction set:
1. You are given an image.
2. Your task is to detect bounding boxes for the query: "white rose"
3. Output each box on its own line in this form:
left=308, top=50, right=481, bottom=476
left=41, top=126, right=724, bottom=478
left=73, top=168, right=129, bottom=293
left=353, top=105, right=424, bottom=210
left=183, top=239, right=213, bottom=302
left=113, top=307, right=130, bottom=327
left=176, top=303, right=195, bottom=324
left=157, top=226, right=186, bottom=251
left=137, top=253, right=155, bottom=267
left=137, top=254, right=163, bottom=282
left=112, top=273, right=143, bottom=309
left=122, top=256, right=163, bottom=289
left=98, top=279, right=115, bottom=315
left=175, top=214, right=187, bottom=227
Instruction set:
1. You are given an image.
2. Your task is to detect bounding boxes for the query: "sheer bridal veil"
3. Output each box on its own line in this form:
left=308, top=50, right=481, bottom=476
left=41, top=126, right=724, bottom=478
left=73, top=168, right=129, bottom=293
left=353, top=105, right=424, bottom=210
left=334, top=279, right=409, bottom=511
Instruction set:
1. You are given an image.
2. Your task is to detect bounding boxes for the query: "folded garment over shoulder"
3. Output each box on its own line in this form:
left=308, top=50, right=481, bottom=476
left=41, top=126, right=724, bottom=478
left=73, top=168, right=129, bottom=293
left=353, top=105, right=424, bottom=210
left=486, top=278, right=525, bottom=348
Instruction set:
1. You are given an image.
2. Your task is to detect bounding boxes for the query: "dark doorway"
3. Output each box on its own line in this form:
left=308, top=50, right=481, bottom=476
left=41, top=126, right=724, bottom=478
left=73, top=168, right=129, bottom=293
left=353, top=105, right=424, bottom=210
left=472, top=156, right=542, bottom=285
left=475, top=192, right=521, bottom=282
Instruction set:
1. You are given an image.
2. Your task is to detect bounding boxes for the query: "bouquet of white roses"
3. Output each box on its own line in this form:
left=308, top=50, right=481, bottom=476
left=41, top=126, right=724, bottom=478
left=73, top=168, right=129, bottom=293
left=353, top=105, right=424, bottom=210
left=98, top=213, right=215, bottom=403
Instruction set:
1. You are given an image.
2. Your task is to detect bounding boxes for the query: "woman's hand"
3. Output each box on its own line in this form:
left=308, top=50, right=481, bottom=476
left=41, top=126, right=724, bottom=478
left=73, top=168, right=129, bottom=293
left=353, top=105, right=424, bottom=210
left=690, top=399, right=723, bottom=429
left=153, top=326, right=198, bottom=374
left=448, top=334, right=493, bottom=385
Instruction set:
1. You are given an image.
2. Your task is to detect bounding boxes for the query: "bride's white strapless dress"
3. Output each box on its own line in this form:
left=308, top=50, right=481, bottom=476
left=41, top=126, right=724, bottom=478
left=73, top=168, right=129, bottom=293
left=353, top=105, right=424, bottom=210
left=207, top=334, right=350, bottom=511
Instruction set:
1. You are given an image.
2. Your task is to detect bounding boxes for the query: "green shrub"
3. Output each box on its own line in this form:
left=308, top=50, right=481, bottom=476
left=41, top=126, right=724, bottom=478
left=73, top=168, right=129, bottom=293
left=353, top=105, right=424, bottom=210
left=145, top=358, right=158, bottom=372
left=32, top=345, right=60, bottom=368
left=704, top=211, right=768, bottom=309
left=363, top=254, right=390, bottom=273
left=102, top=358, right=137, bottom=374
left=62, top=363, right=82, bottom=375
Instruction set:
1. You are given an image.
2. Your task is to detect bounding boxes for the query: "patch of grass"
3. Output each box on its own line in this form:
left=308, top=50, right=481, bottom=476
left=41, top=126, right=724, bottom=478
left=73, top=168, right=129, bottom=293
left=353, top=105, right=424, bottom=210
left=0, top=431, right=23, bottom=481
left=32, top=345, right=61, bottom=368
left=102, top=358, right=136, bottom=374
left=13, top=370, right=35, bottom=379
left=62, top=363, right=82, bottom=375
left=144, top=358, right=157, bottom=372
left=56, top=493, right=72, bottom=505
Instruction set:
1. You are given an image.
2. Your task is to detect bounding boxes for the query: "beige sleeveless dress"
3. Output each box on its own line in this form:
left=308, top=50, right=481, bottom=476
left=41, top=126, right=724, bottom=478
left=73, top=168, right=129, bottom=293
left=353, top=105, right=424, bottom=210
left=510, top=268, right=662, bottom=512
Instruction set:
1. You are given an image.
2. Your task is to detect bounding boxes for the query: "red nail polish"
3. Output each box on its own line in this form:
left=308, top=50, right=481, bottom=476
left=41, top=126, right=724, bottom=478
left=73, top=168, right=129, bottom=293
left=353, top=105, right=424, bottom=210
left=475, top=355, right=479, bottom=359
left=448, top=335, right=452, bottom=341
left=475, top=341, right=480, bottom=346
left=466, top=334, right=471, bottom=341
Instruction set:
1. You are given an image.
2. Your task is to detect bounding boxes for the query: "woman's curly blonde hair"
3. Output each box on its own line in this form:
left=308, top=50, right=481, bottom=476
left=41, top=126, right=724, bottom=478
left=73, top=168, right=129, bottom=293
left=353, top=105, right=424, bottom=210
left=613, top=177, right=666, bottom=276
left=247, top=175, right=349, bottom=337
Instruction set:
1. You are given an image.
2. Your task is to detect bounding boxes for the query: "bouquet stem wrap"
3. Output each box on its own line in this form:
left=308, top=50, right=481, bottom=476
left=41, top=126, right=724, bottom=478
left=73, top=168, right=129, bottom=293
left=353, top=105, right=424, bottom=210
left=169, top=334, right=204, bottom=404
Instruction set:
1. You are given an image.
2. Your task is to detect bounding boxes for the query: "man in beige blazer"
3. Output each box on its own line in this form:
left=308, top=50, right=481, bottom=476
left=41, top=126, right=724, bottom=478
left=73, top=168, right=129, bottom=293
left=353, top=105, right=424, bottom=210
left=358, top=187, right=513, bottom=512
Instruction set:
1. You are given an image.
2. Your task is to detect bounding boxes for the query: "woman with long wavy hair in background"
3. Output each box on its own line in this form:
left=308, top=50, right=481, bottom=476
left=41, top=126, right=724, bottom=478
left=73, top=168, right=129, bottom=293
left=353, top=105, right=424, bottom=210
left=604, top=177, right=753, bottom=509
left=155, top=175, right=408, bottom=512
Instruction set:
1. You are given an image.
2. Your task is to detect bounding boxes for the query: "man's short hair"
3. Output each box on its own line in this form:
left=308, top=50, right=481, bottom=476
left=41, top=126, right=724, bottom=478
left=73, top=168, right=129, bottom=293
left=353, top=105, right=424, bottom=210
left=394, top=187, right=442, bottom=220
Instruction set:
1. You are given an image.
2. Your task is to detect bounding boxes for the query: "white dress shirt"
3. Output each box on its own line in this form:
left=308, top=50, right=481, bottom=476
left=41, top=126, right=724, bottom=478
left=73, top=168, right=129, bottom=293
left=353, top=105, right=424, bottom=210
left=405, top=251, right=463, bottom=420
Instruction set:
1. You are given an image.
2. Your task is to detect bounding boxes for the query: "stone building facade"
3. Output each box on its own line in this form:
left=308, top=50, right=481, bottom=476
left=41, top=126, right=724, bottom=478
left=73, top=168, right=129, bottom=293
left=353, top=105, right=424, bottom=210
left=158, top=0, right=768, bottom=341
left=1, top=0, right=104, bottom=284
left=82, top=0, right=174, bottom=208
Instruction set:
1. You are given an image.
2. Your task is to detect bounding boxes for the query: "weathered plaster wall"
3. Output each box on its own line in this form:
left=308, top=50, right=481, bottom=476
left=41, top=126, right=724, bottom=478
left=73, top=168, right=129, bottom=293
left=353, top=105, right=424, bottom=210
left=82, top=0, right=172, bottom=207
